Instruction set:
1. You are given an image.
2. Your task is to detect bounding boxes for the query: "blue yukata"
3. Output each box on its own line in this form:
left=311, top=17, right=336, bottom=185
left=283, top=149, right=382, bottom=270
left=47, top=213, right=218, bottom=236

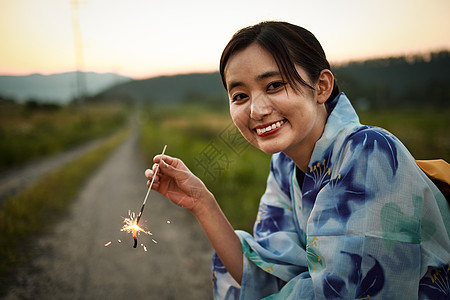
left=212, top=93, right=450, bottom=299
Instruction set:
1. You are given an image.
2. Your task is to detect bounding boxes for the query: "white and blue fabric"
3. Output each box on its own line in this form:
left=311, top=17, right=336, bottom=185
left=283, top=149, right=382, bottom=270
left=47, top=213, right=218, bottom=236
left=212, top=93, right=450, bottom=299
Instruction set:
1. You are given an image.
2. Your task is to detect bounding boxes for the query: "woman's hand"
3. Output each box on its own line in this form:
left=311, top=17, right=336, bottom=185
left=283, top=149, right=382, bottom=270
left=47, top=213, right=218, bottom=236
left=145, top=154, right=244, bottom=283
left=145, top=154, right=210, bottom=213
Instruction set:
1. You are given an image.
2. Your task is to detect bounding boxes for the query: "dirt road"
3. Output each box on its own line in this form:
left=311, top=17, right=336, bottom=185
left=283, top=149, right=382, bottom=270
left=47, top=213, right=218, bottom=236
left=4, top=131, right=214, bottom=299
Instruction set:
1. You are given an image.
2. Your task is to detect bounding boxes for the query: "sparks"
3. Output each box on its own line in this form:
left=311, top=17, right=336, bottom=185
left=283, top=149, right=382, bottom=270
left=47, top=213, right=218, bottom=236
left=120, top=211, right=152, bottom=245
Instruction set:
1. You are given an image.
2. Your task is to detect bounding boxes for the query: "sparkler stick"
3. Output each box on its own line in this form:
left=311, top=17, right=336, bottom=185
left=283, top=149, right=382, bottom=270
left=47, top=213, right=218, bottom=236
left=133, top=144, right=167, bottom=248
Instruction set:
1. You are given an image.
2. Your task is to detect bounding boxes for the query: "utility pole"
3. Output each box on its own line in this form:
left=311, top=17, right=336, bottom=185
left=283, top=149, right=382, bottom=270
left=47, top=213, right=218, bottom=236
left=70, top=0, right=87, bottom=104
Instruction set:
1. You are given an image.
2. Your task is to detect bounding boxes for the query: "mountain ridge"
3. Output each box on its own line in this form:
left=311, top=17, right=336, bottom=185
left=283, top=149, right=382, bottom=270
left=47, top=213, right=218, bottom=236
left=0, top=71, right=132, bottom=104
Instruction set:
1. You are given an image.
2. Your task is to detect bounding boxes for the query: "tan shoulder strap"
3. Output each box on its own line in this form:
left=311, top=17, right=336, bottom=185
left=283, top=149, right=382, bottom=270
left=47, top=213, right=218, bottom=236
left=416, top=159, right=450, bottom=201
left=416, top=159, right=450, bottom=184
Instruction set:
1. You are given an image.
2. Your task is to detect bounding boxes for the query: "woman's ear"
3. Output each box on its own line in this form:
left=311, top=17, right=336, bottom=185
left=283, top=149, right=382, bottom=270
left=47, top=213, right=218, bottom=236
left=316, top=69, right=334, bottom=104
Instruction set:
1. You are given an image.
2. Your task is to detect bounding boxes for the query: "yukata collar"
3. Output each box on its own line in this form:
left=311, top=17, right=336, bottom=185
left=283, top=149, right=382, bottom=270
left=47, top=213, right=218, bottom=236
left=310, top=93, right=361, bottom=165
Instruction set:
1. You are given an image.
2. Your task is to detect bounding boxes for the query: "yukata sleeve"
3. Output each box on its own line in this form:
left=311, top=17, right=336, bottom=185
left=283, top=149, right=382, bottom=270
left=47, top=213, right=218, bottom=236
left=212, top=154, right=313, bottom=300
left=304, top=127, right=450, bottom=299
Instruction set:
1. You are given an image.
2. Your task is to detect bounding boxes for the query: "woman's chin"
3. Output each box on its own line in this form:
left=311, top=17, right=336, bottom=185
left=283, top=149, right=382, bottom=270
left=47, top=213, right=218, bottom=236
left=253, top=142, right=286, bottom=155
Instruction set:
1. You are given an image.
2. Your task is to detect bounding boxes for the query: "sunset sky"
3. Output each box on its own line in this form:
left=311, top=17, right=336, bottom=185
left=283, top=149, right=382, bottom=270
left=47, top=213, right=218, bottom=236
left=1, top=0, right=449, bottom=79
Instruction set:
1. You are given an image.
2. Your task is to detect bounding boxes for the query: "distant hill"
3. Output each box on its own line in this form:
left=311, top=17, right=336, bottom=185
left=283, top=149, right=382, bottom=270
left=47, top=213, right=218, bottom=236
left=0, top=72, right=132, bottom=104
left=91, top=50, right=450, bottom=110
left=92, top=72, right=228, bottom=108
left=333, top=50, right=450, bottom=109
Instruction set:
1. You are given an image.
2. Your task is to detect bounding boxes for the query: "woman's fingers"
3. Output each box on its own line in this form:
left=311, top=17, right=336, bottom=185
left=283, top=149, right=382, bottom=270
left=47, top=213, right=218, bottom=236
left=153, top=154, right=177, bottom=166
left=146, top=179, right=160, bottom=190
left=145, top=168, right=154, bottom=180
left=150, top=181, right=160, bottom=190
left=144, top=154, right=211, bottom=212
left=145, top=163, right=162, bottom=178
left=144, top=168, right=160, bottom=188
left=159, top=157, right=194, bottom=185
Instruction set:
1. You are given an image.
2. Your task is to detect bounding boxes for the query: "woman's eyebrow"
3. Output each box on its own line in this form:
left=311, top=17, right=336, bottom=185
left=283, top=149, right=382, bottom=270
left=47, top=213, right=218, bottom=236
left=255, top=70, right=280, bottom=81
left=227, top=70, right=281, bottom=92
left=227, top=81, right=243, bottom=92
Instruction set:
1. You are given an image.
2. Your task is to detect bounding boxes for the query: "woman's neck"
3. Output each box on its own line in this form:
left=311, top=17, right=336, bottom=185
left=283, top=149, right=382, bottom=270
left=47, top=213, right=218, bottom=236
left=284, top=105, right=328, bottom=173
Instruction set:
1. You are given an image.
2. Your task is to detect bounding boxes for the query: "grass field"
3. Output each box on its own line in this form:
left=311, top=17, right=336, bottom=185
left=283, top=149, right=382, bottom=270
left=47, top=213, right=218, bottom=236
left=0, top=102, right=128, bottom=172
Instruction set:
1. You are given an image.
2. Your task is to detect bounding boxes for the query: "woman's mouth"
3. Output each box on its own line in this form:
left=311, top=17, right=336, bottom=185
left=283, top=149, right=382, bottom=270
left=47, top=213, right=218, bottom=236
left=255, top=120, right=285, bottom=136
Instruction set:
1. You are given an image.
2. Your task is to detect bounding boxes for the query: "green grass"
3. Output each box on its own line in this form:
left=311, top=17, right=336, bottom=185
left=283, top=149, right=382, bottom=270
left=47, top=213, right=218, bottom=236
left=0, top=127, right=129, bottom=290
left=0, top=102, right=128, bottom=172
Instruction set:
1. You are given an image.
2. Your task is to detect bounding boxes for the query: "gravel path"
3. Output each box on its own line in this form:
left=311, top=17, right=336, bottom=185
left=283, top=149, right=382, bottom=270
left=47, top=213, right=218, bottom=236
left=4, top=131, right=214, bottom=299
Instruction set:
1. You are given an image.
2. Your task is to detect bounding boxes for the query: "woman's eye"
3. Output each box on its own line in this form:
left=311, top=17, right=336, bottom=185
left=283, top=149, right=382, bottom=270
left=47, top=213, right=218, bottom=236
left=232, top=93, right=248, bottom=102
left=267, top=81, right=285, bottom=91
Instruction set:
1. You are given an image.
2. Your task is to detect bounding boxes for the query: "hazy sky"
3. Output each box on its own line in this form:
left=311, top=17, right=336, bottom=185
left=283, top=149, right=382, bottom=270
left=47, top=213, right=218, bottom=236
left=1, top=0, right=449, bottom=79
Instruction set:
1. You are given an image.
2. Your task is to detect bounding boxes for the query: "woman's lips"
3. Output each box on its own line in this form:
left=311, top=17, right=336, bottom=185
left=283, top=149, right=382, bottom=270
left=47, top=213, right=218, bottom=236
left=254, top=120, right=285, bottom=136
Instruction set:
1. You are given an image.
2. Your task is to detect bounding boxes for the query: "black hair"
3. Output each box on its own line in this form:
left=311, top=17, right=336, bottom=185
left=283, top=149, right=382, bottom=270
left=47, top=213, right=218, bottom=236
left=220, top=21, right=340, bottom=101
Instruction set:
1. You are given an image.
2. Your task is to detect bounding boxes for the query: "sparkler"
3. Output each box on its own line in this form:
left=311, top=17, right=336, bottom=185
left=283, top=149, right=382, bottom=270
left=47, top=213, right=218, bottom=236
left=120, top=211, right=151, bottom=248
left=129, top=145, right=167, bottom=248
left=105, top=145, right=168, bottom=251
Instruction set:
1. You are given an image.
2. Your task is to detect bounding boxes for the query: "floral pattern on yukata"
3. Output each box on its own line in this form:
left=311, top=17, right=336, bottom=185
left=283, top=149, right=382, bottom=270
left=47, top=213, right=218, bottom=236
left=212, top=93, right=450, bottom=300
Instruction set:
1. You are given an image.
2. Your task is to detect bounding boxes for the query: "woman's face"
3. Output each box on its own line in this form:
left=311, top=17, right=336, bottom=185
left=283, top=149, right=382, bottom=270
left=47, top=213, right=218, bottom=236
left=224, top=43, right=327, bottom=160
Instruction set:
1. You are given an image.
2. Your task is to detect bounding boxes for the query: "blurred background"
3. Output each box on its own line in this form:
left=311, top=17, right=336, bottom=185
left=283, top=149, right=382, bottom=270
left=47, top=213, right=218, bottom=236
left=0, top=0, right=449, bottom=297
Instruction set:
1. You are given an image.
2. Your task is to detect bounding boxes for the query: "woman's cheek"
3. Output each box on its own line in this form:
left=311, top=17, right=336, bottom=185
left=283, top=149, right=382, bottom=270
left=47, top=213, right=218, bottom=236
left=230, top=105, right=245, bottom=128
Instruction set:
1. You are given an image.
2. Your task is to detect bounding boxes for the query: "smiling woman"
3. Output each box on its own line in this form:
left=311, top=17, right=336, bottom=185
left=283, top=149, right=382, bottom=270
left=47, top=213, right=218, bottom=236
left=223, top=42, right=332, bottom=170
left=142, top=21, right=450, bottom=299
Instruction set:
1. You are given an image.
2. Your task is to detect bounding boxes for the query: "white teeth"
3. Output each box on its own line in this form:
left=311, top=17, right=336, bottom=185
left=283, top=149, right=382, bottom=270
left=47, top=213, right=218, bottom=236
left=256, top=120, right=284, bottom=135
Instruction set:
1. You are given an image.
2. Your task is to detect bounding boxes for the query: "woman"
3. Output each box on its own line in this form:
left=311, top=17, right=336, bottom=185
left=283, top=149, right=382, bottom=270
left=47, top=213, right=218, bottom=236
left=145, top=21, right=450, bottom=299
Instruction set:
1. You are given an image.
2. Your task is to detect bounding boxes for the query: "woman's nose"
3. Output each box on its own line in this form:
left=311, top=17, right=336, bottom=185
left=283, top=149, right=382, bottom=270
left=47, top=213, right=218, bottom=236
left=250, top=93, right=272, bottom=120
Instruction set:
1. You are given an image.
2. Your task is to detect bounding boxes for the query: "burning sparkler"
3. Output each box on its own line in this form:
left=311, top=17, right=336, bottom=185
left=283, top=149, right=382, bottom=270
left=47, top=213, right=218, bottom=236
left=123, top=145, right=167, bottom=248
left=120, top=210, right=152, bottom=248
